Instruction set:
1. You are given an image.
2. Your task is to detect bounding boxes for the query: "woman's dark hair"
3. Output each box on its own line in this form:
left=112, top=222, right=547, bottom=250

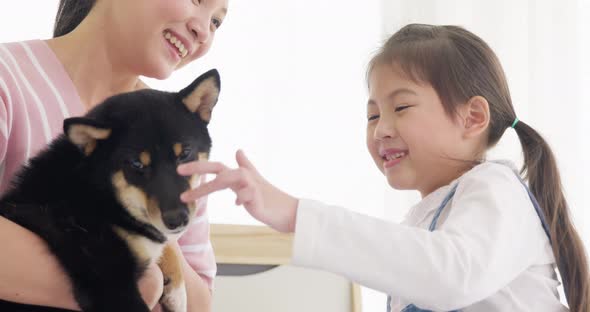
left=368, top=24, right=589, bottom=311
left=53, top=0, right=96, bottom=37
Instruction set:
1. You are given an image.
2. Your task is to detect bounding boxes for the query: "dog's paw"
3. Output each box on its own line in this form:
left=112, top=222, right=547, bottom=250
left=159, top=281, right=187, bottom=312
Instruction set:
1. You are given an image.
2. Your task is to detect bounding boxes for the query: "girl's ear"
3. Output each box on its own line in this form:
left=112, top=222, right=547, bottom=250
left=461, top=96, right=490, bottom=139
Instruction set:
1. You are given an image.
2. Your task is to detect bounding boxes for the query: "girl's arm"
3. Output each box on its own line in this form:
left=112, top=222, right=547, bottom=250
left=0, top=216, right=164, bottom=310
left=291, top=166, right=546, bottom=311
left=178, top=153, right=546, bottom=311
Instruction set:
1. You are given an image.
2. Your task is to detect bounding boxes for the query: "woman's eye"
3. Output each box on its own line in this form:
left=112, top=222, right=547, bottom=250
left=212, top=18, right=222, bottom=29
left=395, top=105, right=410, bottom=112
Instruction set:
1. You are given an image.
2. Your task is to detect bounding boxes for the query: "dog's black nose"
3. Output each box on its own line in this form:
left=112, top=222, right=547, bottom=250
left=162, top=209, right=189, bottom=230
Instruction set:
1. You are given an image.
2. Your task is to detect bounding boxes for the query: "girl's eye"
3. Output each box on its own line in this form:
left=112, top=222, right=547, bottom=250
left=367, top=115, right=379, bottom=121
left=395, top=105, right=411, bottom=112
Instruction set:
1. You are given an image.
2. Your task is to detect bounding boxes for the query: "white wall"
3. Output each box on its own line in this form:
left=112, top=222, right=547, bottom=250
left=2, top=1, right=589, bottom=311
left=150, top=1, right=387, bottom=309
left=147, top=0, right=386, bottom=227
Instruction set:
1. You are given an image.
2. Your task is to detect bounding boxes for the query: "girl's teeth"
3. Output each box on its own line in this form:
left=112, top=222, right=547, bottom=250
left=386, top=152, right=406, bottom=161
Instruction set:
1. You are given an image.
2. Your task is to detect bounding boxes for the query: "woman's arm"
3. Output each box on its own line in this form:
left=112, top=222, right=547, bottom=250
left=175, top=180, right=215, bottom=312
left=0, top=216, right=164, bottom=310
left=169, top=241, right=211, bottom=312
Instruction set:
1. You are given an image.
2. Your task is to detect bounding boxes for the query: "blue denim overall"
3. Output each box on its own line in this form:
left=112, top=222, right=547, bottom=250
left=386, top=176, right=553, bottom=312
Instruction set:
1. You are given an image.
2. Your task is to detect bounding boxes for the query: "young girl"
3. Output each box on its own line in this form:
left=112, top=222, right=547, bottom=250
left=178, top=24, right=589, bottom=311
left=0, top=0, right=227, bottom=310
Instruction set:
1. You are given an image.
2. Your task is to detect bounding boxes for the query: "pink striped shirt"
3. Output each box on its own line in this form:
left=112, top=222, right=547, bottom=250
left=0, top=40, right=216, bottom=289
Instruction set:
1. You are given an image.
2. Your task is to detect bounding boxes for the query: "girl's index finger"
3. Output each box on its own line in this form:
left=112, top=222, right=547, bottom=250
left=177, top=161, right=229, bottom=176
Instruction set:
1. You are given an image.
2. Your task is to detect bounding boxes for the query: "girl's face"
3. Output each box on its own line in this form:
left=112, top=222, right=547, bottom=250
left=366, top=64, right=475, bottom=197
left=99, top=0, right=228, bottom=79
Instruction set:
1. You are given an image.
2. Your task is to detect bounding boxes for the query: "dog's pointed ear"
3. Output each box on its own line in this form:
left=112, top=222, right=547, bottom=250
left=63, top=117, right=111, bottom=156
left=179, top=69, right=220, bottom=123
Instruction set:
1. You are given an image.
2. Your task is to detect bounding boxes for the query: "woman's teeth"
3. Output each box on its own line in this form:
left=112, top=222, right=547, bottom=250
left=385, top=152, right=406, bottom=161
left=164, top=32, right=188, bottom=58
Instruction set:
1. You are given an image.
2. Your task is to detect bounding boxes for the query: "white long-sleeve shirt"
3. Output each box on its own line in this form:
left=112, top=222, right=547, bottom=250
left=292, top=161, right=567, bottom=311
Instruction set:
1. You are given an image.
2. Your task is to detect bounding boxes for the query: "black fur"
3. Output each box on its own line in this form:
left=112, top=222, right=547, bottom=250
left=0, top=69, right=220, bottom=312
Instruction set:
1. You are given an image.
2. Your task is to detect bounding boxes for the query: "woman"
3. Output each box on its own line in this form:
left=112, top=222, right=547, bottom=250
left=0, top=0, right=228, bottom=310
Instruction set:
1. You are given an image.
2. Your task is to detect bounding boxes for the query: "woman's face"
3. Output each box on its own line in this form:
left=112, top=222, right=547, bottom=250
left=99, top=0, right=228, bottom=79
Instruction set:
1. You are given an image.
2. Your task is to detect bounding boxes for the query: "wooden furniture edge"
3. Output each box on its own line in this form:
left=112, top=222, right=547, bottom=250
left=211, top=223, right=363, bottom=311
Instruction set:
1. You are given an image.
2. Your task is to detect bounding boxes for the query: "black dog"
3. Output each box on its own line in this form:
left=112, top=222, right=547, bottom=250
left=0, top=69, right=220, bottom=312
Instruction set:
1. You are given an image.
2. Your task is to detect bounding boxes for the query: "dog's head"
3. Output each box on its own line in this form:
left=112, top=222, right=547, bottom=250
left=63, top=69, right=220, bottom=236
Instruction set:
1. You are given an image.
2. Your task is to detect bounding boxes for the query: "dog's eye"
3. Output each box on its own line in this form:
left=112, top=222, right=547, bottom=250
left=129, top=159, right=145, bottom=170
left=178, top=147, right=192, bottom=161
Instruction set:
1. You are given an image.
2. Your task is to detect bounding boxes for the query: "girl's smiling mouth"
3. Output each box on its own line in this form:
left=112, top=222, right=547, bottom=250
left=380, top=148, right=408, bottom=169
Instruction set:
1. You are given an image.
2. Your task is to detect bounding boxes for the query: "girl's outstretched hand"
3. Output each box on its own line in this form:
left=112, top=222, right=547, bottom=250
left=177, top=150, right=299, bottom=233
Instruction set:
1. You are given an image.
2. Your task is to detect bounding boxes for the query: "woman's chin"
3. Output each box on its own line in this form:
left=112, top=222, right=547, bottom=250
left=143, top=59, right=179, bottom=80
left=145, top=68, right=174, bottom=80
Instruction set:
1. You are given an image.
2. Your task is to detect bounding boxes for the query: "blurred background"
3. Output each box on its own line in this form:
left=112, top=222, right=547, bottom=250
left=1, top=0, right=588, bottom=310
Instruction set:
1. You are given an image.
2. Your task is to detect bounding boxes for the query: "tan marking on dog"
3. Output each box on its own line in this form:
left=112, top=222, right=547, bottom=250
left=158, top=244, right=184, bottom=288
left=84, top=140, right=97, bottom=156
left=69, top=125, right=111, bottom=145
left=173, top=143, right=182, bottom=157
left=160, top=281, right=187, bottom=312
left=68, top=125, right=111, bottom=155
left=179, top=153, right=210, bottom=215
left=112, top=171, right=149, bottom=222
left=139, top=151, right=151, bottom=166
left=113, top=226, right=165, bottom=265
left=146, top=197, right=168, bottom=232
left=197, top=152, right=209, bottom=161
left=158, top=244, right=187, bottom=311
left=188, top=153, right=208, bottom=187
left=112, top=172, right=171, bottom=234
left=189, top=174, right=201, bottom=189
left=182, top=78, right=219, bottom=122
left=188, top=174, right=200, bottom=213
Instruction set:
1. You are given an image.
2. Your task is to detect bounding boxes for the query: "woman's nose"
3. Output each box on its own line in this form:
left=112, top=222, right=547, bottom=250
left=188, top=15, right=211, bottom=44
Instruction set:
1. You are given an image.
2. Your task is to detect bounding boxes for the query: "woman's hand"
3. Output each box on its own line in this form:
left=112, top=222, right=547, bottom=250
left=0, top=216, right=163, bottom=310
left=177, top=150, right=299, bottom=233
left=139, top=263, right=164, bottom=310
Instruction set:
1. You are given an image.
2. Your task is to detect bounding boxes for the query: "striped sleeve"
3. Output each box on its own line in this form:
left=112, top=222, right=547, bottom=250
left=0, top=93, right=7, bottom=164
left=177, top=176, right=217, bottom=290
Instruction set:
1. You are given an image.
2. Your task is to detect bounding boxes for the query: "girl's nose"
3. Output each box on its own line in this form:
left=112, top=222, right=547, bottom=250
left=374, top=117, right=397, bottom=140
